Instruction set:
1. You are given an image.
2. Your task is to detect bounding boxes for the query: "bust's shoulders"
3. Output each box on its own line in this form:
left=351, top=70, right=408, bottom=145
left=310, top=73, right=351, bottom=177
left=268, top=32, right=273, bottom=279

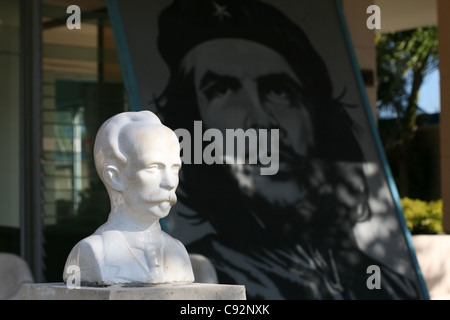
left=162, top=231, right=189, bottom=255
left=62, top=234, right=104, bottom=284
left=63, top=224, right=115, bottom=264
left=62, top=226, right=129, bottom=284
left=161, top=231, right=195, bottom=282
left=67, top=233, right=103, bottom=260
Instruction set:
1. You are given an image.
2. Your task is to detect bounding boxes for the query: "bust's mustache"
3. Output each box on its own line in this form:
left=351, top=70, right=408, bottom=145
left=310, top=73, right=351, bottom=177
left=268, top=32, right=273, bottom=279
left=145, top=192, right=177, bottom=206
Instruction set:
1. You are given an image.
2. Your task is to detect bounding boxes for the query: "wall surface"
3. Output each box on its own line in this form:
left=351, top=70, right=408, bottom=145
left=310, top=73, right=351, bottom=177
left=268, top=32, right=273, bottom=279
left=342, top=0, right=377, bottom=121
left=438, top=0, right=450, bottom=232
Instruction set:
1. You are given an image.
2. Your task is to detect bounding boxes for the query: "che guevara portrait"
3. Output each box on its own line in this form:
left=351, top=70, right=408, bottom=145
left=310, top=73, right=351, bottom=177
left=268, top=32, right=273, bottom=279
left=107, top=0, right=427, bottom=299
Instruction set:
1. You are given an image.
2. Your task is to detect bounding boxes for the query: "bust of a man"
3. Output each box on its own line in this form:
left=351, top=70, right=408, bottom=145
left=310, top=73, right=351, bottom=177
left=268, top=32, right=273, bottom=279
left=62, top=110, right=195, bottom=286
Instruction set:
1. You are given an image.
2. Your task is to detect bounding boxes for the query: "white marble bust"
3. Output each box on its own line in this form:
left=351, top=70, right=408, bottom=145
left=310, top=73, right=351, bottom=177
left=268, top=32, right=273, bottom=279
left=62, top=110, right=195, bottom=286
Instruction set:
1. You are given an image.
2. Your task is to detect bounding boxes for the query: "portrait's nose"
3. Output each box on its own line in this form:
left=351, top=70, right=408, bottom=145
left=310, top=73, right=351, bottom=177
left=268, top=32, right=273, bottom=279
left=241, top=84, right=276, bottom=130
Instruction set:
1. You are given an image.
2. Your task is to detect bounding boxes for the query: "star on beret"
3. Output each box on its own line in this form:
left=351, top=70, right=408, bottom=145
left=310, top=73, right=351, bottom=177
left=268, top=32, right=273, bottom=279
left=212, top=1, right=232, bottom=21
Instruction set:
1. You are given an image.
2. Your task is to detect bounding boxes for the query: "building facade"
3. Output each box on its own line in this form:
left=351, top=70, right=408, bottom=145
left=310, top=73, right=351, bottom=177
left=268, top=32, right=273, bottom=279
left=1, top=0, right=446, bottom=287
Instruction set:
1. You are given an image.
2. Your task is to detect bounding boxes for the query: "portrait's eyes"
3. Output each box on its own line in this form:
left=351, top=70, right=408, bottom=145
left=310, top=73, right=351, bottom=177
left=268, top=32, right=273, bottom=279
left=259, top=82, right=293, bottom=107
left=258, top=74, right=303, bottom=109
left=266, top=86, right=290, bottom=104
left=201, top=76, right=240, bottom=102
left=203, top=83, right=235, bottom=101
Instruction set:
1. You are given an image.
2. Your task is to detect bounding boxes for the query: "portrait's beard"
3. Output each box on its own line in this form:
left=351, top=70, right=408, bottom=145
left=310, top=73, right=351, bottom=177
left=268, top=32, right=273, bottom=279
left=177, top=137, right=320, bottom=248
left=226, top=138, right=310, bottom=208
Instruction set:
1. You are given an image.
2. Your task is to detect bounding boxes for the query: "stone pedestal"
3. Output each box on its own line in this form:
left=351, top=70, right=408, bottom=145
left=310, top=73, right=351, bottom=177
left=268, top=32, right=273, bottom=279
left=20, top=282, right=246, bottom=300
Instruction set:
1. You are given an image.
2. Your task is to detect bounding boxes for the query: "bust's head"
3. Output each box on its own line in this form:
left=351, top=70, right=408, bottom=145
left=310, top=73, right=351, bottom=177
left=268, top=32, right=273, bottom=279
left=93, top=111, right=181, bottom=219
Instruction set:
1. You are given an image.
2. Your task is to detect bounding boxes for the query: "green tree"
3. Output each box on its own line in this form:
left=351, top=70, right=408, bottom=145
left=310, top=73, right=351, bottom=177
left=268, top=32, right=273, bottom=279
left=376, top=26, right=439, bottom=196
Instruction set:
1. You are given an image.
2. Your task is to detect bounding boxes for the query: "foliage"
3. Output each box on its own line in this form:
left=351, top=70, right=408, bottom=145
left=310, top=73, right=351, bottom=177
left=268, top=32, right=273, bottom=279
left=401, top=197, right=443, bottom=234
left=376, top=26, right=439, bottom=126
left=376, top=26, right=439, bottom=196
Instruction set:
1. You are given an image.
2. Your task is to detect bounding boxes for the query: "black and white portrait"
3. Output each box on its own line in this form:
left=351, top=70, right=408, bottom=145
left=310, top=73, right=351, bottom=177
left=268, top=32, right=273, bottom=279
left=107, top=0, right=428, bottom=299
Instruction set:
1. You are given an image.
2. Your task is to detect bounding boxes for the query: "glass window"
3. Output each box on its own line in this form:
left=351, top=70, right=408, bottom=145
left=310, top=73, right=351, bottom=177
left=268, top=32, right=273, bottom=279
left=0, top=0, right=21, bottom=255
left=41, top=0, right=127, bottom=281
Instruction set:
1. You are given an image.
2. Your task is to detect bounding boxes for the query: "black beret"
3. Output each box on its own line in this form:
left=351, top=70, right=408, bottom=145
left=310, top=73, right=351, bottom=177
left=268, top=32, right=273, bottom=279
left=157, top=0, right=364, bottom=163
left=157, top=0, right=320, bottom=78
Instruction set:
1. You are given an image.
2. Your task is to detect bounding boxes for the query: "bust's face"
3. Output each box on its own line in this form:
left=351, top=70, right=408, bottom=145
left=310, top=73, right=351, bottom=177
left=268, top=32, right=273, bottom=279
left=120, top=125, right=182, bottom=219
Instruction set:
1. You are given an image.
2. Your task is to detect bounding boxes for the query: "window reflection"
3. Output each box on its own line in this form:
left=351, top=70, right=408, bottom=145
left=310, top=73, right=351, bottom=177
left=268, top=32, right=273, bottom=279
left=41, top=0, right=126, bottom=281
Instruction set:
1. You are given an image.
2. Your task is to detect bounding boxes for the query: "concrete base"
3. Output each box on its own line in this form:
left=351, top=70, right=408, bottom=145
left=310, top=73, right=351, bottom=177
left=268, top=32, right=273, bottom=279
left=20, top=282, right=246, bottom=300
left=412, top=235, right=450, bottom=300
